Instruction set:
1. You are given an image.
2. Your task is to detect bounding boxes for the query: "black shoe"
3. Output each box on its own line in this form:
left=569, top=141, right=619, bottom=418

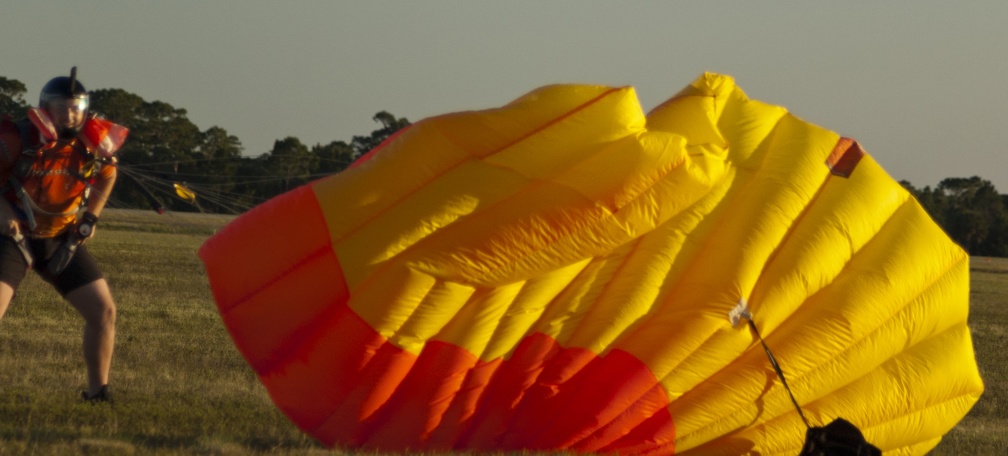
left=81, top=385, right=113, bottom=405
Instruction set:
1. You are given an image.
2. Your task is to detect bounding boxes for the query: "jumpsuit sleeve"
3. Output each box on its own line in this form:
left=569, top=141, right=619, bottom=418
left=85, top=161, right=117, bottom=217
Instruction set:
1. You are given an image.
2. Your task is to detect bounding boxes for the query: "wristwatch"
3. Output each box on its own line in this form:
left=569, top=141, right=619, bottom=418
left=77, top=212, right=98, bottom=238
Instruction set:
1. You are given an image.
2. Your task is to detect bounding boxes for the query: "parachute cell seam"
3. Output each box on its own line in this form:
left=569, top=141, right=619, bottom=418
left=569, top=369, right=672, bottom=452
left=562, top=235, right=648, bottom=353
left=502, top=239, right=648, bottom=447
left=385, top=277, right=448, bottom=353
left=609, top=114, right=811, bottom=447
left=645, top=114, right=791, bottom=319
left=656, top=322, right=725, bottom=386
left=463, top=142, right=694, bottom=287
left=218, top=244, right=342, bottom=376
left=676, top=229, right=966, bottom=447
left=671, top=198, right=958, bottom=443
left=250, top=280, right=348, bottom=377
left=218, top=244, right=333, bottom=314
left=475, top=281, right=529, bottom=361
left=360, top=166, right=624, bottom=298
left=696, top=272, right=965, bottom=449
left=782, top=201, right=966, bottom=397
left=479, top=87, right=628, bottom=165
left=761, top=329, right=979, bottom=456
left=745, top=140, right=834, bottom=318
left=854, top=389, right=981, bottom=449
left=637, top=122, right=797, bottom=381
left=334, top=87, right=625, bottom=250
left=349, top=274, right=568, bottom=439
left=726, top=251, right=962, bottom=441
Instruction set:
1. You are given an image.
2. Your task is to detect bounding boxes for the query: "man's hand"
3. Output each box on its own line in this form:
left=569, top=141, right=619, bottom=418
left=1, top=217, right=20, bottom=238
left=0, top=198, right=23, bottom=238
left=2, top=217, right=32, bottom=268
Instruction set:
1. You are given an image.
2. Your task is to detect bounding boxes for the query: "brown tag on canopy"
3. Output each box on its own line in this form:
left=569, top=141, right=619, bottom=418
left=826, top=137, right=865, bottom=178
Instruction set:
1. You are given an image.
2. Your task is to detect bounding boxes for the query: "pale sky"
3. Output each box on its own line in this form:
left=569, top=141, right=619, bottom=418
left=3, top=1, right=1006, bottom=191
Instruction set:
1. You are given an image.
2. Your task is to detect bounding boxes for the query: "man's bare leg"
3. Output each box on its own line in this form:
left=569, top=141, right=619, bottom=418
left=66, top=279, right=116, bottom=397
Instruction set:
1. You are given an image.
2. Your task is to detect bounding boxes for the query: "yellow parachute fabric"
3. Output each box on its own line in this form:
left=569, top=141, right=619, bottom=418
left=198, top=73, right=983, bottom=455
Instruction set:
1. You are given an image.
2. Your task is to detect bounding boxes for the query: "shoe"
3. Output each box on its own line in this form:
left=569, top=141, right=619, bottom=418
left=81, top=385, right=113, bottom=405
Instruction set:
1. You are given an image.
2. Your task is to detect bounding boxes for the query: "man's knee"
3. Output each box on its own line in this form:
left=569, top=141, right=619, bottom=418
left=66, top=280, right=117, bottom=327
left=94, top=300, right=116, bottom=327
left=81, top=298, right=116, bottom=329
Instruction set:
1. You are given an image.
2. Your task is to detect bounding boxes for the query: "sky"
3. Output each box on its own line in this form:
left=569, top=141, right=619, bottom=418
left=3, top=1, right=1006, bottom=191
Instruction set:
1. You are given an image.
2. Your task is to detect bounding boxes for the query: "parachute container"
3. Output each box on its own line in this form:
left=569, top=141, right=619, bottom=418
left=199, top=73, right=982, bottom=455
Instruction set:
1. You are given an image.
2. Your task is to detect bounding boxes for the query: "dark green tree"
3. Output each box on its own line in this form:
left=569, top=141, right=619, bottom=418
left=90, top=88, right=240, bottom=212
left=903, top=181, right=948, bottom=228
left=350, top=111, right=411, bottom=156
left=0, top=76, right=29, bottom=115
left=231, top=155, right=273, bottom=203
left=177, top=126, right=246, bottom=213
left=311, top=140, right=357, bottom=175
left=267, top=137, right=315, bottom=193
left=3, top=74, right=428, bottom=214
left=936, top=177, right=1008, bottom=256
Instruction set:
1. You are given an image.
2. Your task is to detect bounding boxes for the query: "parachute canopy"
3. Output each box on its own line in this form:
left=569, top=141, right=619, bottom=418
left=173, top=182, right=197, bottom=204
left=199, top=73, right=982, bottom=455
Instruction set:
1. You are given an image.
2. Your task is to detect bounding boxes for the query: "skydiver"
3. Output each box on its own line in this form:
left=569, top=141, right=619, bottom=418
left=0, top=68, right=122, bottom=403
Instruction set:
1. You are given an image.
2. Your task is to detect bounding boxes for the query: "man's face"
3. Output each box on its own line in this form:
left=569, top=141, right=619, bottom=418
left=45, top=96, right=88, bottom=132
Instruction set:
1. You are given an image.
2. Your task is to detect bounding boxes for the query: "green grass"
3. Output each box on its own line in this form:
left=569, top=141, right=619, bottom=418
left=928, top=257, right=1008, bottom=454
left=0, top=209, right=328, bottom=455
left=0, top=209, right=1004, bottom=454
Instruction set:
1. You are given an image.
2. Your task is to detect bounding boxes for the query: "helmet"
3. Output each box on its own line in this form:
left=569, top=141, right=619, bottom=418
left=39, top=66, right=89, bottom=137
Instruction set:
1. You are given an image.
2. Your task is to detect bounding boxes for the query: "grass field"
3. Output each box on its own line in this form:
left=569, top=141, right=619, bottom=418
left=930, top=256, right=1008, bottom=454
left=0, top=208, right=1004, bottom=454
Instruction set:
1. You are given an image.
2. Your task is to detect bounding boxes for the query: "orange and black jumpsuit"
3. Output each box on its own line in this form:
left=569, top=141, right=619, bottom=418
left=0, top=116, right=116, bottom=295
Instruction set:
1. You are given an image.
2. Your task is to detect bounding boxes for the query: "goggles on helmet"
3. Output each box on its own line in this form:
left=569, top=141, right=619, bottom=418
left=42, top=94, right=89, bottom=114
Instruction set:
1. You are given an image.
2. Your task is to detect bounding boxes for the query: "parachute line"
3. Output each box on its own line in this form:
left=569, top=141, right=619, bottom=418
left=734, top=299, right=812, bottom=429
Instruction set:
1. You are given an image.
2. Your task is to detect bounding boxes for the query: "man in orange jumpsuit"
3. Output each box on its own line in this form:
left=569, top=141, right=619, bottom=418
left=0, top=69, right=122, bottom=403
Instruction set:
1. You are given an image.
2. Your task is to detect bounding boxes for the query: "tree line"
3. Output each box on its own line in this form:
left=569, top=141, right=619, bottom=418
left=1, top=75, right=410, bottom=215
left=901, top=177, right=1008, bottom=257
left=2, top=75, right=1007, bottom=256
